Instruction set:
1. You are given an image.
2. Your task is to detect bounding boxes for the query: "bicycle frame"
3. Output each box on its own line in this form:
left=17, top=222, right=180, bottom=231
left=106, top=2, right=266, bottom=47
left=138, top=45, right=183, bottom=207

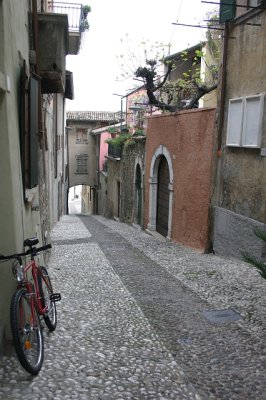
left=18, top=292, right=38, bottom=336
left=19, top=257, right=49, bottom=317
left=0, top=238, right=60, bottom=374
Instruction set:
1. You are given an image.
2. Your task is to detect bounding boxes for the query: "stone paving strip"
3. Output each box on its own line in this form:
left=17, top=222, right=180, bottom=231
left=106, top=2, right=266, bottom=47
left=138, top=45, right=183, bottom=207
left=93, top=215, right=266, bottom=338
left=51, top=215, right=92, bottom=242
left=79, top=215, right=266, bottom=400
left=0, top=215, right=200, bottom=400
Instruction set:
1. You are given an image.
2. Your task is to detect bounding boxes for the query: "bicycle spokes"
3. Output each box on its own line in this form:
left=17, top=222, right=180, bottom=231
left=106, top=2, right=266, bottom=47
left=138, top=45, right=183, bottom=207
left=11, top=289, right=44, bottom=375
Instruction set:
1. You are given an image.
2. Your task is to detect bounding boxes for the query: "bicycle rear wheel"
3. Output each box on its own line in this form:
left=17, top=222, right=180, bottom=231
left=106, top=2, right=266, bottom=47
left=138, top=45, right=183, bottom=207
left=10, top=288, right=44, bottom=375
left=38, top=266, right=57, bottom=331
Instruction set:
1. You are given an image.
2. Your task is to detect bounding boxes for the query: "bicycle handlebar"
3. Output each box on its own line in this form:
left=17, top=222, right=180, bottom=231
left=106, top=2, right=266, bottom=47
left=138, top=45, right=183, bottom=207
left=35, top=244, right=52, bottom=253
left=0, top=243, right=52, bottom=261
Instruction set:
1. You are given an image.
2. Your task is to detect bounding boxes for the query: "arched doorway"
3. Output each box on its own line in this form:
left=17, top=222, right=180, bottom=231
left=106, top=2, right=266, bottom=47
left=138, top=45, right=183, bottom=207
left=148, top=145, right=173, bottom=239
left=135, top=164, right=142, bottom=225
left=156, top=156, right=170, bottom=237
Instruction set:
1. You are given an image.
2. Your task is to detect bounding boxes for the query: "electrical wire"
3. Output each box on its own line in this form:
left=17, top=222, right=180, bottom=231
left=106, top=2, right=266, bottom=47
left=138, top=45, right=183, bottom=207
left=168, top=0, right=184, bottom=54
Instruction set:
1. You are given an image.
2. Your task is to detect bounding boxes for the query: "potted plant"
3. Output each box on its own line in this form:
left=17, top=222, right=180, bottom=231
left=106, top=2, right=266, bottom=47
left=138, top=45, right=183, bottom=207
left=82, top=5, right=91, bottom=19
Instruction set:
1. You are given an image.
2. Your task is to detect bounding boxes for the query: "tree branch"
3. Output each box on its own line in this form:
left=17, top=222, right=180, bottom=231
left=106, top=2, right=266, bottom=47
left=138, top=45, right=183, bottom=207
left=182, top=82, right=217, bottom=109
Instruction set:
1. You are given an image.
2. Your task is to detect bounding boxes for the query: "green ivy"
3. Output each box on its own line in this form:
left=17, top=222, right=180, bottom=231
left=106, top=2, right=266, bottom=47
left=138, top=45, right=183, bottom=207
left=105, top=133, right=132, bottom=148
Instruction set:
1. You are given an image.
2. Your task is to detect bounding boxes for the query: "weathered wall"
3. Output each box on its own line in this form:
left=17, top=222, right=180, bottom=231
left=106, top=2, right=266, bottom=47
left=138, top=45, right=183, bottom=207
left=104, top=139, right=146, bottom=226
left=145, top=108, right=216, bottom=251
left=120, top=139, right=146, bottom=226
left=0, top=0, right=35, bottom=338
left=218, top=11, right=266, bottom=221
left=213, top=207, right=265, bottom=260
left=213, top=8, right=266, bottom=259
left=67, top=121, right=97, bottom=188
left=98, top=172, right=108, bottom=216
left=105, top=159, right=122, bottom=219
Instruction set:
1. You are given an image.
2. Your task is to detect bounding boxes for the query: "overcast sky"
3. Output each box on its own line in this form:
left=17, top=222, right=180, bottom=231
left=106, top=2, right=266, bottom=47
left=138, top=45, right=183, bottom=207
left=66, top=0, right=218, bottom=112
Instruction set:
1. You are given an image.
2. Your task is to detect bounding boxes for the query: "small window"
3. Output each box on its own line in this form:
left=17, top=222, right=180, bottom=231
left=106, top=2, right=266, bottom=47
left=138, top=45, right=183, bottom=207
left=75, top=153, right=88, bottom=174
left=76, top=128, right=88, bottom=144
left=226, top=94, right=264, bottom=148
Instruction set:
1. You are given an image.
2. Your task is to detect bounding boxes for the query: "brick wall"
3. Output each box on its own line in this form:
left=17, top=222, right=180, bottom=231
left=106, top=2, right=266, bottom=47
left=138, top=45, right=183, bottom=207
left=145, top=108, right=216, bottom=251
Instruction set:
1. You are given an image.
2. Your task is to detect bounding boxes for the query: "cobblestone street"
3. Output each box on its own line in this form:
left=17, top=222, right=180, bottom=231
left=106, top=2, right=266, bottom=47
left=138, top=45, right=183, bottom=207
left=0, top=214, right=266, bottom=400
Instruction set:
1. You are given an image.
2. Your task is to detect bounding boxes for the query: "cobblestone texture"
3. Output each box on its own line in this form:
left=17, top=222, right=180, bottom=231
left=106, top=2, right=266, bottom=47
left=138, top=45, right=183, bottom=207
left=0, top=214, right=265, bottom=399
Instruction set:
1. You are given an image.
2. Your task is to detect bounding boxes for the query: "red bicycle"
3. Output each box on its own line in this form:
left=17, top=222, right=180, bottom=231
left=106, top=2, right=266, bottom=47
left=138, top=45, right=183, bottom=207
left=0, top=237, right=61, bottom=375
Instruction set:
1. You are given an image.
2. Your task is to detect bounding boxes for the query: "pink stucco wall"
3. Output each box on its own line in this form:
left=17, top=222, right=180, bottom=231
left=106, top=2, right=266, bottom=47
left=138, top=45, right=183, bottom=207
left=145, top=108, right=216, bottom=251
left=99, top=131, right=110, bottom=171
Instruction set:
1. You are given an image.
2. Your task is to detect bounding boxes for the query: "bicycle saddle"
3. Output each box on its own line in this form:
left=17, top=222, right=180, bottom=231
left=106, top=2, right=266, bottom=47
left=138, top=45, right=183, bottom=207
left=24, top=237, right=39, bottom=247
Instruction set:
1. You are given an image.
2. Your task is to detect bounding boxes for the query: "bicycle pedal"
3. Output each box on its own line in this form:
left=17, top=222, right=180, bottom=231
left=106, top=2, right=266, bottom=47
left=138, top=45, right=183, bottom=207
left=50, top=293, right=61, bottom=302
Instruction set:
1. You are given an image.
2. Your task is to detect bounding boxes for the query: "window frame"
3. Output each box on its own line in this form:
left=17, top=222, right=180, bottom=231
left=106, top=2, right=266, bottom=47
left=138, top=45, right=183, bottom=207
left=226, top=93, right=265, bottom=148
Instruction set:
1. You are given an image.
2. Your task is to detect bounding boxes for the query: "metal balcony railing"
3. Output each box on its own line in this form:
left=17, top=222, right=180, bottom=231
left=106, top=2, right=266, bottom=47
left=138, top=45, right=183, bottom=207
left=48, top=2, right=85, bottom=33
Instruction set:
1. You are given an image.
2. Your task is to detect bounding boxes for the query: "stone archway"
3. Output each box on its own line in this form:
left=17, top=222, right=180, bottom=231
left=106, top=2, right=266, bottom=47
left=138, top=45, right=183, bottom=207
left=148, top=145, right=174, bottom=239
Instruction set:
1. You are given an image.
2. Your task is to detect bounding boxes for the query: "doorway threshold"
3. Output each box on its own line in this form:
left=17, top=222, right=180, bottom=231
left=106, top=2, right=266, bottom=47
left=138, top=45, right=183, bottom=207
left=145, top=229, right=167, bottom=242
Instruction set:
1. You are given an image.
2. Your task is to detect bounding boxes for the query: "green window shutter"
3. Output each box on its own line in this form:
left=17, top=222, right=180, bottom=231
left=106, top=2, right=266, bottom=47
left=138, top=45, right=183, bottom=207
left=219, top=0, right=236, bottom=23
left=29, top=77, right=39, bottom=188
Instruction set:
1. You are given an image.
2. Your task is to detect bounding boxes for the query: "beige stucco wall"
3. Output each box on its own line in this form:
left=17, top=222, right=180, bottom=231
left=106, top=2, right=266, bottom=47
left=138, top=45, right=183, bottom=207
left=0, top=1, right=67, bottom=340
left=68, top=123, right=97, bottom=188
left=0, top=0, right=33, bottom=337
left=219, top=10, right=266, bottom=223
left=212, top=7, right=266, bottom=259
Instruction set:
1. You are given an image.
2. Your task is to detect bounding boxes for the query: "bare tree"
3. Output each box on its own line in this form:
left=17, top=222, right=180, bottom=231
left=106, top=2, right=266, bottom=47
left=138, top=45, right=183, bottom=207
left=127, top=11, right=221, bottom=113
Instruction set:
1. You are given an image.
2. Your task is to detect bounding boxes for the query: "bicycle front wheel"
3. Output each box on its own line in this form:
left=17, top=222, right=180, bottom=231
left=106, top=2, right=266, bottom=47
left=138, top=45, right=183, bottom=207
left=38, top=266, right=57, bottom=331
left=10, top=288, right=44, bottom=375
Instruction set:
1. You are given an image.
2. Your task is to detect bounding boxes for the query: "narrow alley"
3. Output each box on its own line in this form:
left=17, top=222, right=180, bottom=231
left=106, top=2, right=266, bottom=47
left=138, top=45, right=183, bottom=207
left=0, top=214, right=266, bottom=400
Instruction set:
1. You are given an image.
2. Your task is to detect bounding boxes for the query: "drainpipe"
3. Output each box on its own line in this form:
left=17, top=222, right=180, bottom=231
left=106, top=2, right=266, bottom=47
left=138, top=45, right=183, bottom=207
left=217, top=22, right=229, bottom=151
left=209, top=22, right=229, bottom=251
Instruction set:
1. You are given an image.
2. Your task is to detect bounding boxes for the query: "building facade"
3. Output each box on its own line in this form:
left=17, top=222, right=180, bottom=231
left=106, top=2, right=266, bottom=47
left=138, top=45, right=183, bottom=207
left=212, top=0, right=266, bottom=259
left=66, top=111, right=122, bottom=215
left=0, top=0, right=83, bottom=343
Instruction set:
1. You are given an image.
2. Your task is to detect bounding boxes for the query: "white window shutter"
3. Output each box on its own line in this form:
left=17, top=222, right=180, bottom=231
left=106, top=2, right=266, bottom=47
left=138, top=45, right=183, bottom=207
left=242, top=94, right=264, bottom=148
left=226, top=98, right=244, bottom=146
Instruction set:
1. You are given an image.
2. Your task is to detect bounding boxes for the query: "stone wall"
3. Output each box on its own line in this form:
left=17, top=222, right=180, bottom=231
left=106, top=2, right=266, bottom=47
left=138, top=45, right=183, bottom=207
left=105, top=159, right=122, bottom=219
left=213, top=207, right=265, bottom=260
left=120, top=139, right=146, bottom=226
left=105, top=138, right=146, bottom=226
left=98, top=171, right=108, bottom=216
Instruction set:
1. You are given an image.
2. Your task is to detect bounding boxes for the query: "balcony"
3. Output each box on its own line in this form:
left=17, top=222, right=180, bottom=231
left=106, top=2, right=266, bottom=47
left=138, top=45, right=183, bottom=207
left=48, top=2, right=87, bottom=55
left=38, top=2, right=87, bottom=93
left=38, top=12, right=68, bottom=93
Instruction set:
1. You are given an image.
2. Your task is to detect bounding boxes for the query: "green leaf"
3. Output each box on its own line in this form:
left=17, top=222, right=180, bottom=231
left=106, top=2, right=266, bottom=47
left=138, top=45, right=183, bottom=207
left=242, top=252, right=266, bottom=279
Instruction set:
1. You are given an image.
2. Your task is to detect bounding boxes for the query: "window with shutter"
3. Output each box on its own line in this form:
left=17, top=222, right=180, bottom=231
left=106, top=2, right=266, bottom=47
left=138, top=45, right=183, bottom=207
left=29, top=77, right=39, bottom=188
left=219, top=0, right=236, bottom=23
left=226, top=94, right=264, bottom=148
left=19, top=61, right=39, bottom=192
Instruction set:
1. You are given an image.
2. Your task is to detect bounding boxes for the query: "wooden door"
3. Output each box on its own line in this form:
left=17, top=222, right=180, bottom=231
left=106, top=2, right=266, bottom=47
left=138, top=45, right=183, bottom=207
left=135, top=164, right=142, bottom=225
left=156, top=156, right=169, bottom=237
